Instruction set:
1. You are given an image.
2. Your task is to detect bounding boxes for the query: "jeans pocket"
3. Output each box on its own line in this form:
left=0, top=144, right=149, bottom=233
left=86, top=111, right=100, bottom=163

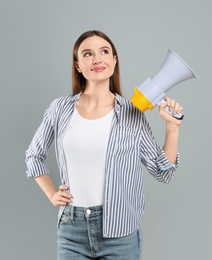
left=59, top=206, right=73, bottom=226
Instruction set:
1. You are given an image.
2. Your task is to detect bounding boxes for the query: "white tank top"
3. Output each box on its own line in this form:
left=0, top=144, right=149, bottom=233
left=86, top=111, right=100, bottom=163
left=63, top=107, right=114, bottom=207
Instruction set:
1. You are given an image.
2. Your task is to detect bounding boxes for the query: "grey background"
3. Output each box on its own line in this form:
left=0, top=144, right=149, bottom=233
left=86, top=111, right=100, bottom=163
left=0, top=0, right=211, bottom=259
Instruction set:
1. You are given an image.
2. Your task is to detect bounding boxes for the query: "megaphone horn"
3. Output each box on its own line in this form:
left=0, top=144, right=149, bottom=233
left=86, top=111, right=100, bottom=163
left=130, top=49, right=196, bottom=119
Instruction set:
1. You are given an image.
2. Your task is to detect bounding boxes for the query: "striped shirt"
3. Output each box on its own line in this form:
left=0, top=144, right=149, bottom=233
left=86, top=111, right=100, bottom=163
left=25, top=92, right=179, bottom=238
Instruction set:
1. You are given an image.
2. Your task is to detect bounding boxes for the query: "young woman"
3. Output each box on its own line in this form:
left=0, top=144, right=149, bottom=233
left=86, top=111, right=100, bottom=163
left=26, top=30, right=183, bottom=259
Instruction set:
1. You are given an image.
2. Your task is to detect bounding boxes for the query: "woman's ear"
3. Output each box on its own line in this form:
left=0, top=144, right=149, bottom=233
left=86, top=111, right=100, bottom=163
left=75, top=61, right=81, bottom=73
left=113, top=55, right=117, bottom=66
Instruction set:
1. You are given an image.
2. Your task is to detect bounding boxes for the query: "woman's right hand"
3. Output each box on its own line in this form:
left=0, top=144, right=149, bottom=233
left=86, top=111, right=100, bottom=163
left=49, top=185, right=72, bottom=207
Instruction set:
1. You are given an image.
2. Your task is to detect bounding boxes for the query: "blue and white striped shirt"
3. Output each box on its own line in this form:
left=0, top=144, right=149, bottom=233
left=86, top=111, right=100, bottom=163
left=25, top=92, right=179, bottom=238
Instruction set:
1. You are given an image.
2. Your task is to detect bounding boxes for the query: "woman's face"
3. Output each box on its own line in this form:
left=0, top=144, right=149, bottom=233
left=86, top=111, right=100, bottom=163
left=75, top=36, right=117, bottom=83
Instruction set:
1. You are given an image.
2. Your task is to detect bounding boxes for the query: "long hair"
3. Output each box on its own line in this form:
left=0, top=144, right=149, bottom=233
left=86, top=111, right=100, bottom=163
left=72, top=30, right=122, bottom=96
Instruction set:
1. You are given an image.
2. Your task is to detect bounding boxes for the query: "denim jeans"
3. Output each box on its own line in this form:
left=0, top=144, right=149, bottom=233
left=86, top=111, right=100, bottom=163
left=57, top=205, right=142, bottom=259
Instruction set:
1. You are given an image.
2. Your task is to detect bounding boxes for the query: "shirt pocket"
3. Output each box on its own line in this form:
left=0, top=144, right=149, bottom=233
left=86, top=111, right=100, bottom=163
left=116, top=126, right=136, bottom=157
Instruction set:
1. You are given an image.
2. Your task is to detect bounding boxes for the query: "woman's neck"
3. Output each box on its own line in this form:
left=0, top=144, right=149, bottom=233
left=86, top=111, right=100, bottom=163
left=81, top=80, right=115, bottom=109
left=76, top=80, right=115, bottom=119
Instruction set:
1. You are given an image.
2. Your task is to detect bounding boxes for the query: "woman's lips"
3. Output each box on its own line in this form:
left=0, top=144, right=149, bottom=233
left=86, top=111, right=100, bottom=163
left=91, top=66, right=106, bottom=72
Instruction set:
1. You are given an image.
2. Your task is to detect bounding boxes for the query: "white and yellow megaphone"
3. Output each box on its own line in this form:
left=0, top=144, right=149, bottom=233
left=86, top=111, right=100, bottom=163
left=130, top=49, right=196, bottom=119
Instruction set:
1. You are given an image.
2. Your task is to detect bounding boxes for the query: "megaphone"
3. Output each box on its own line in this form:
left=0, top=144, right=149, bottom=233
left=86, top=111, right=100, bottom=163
left=130, top=49, right=196, bottom=119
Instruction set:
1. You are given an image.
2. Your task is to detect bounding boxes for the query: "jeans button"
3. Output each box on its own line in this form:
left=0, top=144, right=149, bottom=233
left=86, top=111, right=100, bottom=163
left=86, top=209, right=91, bottom=215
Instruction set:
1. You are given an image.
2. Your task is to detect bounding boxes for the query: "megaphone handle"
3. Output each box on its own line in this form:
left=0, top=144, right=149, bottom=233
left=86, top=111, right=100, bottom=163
left=157, top=99, right=184, bottom=120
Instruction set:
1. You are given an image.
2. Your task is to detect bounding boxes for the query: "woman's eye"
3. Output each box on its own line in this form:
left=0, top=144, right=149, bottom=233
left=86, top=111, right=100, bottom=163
left=101, top=49, right=109, bottom=55
left=84, top=52, right=92, bottom=57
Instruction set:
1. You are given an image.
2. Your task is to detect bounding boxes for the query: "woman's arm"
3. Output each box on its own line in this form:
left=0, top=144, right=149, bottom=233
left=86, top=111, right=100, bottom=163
left=35, top=174, right=72, bottom=207
left=159, top=97, right=183, bottom=164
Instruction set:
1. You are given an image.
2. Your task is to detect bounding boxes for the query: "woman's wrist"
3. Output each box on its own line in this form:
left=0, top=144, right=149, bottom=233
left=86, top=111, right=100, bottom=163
left=166, top=122, right=180, bottom=132
left=48, top=189, right=58, bottom=200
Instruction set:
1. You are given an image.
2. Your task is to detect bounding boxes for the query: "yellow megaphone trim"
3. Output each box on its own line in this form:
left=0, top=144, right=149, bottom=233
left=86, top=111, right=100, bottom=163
left=130, top=87, right=154, bottom=112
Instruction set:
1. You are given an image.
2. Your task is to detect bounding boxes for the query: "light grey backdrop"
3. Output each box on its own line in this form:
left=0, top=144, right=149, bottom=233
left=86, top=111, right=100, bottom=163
left=1, top=0, right=211, bottom=259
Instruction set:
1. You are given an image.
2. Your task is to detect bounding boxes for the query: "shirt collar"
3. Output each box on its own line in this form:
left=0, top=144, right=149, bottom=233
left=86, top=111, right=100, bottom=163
left=115, top=93, right=124, bottom=107
left=71, top=92, right=124, bottom=107
left=71, top=92, right=82, bottom=102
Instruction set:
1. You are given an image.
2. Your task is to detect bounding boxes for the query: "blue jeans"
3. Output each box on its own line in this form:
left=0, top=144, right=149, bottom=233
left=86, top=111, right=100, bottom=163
left=57, top=205, right=142, bottom=259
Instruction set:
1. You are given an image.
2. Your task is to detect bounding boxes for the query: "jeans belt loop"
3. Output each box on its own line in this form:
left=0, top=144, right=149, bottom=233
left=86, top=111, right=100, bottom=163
left=69, top=205, right=74, bottom=221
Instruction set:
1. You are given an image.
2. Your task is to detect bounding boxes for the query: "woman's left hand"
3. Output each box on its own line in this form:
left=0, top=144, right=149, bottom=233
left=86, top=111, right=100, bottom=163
left=159, top=97, right=183, bottom=126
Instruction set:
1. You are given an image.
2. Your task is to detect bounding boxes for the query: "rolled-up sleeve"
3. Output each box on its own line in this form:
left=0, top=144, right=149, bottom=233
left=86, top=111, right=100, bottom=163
left=25, top=100, right=56, bottom=179
left=139, top=113, right=180, bottom=183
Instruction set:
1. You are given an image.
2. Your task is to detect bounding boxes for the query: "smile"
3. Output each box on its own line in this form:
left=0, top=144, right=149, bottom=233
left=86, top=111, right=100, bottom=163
left=91, top=66, right=106, bottom=72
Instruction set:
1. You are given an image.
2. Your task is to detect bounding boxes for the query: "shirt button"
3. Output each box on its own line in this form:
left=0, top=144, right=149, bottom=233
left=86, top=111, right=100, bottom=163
left=86, top=209, right=91, bottom=215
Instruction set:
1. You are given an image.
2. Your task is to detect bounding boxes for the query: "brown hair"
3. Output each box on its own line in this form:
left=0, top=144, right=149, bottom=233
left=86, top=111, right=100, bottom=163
left=72, top=30, right=122, bottom=96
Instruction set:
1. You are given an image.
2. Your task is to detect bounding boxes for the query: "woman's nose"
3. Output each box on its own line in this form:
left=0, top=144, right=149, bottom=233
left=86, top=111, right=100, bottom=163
left=92, top=54, right=101, bottom=65
left=93, top=60, right=99, bottom=65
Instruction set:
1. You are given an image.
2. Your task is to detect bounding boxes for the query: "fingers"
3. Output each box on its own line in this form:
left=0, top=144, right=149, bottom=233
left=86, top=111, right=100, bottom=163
left=164, top=97, right=183, bottom=114
left=54, top=192, right=72, bottom=206
left=50, top=186, right=73, bottom=207
left=59, top=194, right=72, bottom=205
left=159, top=97, right=183, bottom=126
left=59, top=185, right=69, bottom=191
left=58, top=190, right=72, bottom=204
left=173, top=103, right=183, bottom=115
left=59, top=185, right=72, bottom=203
left=164, top=97, right=171, bottom=104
